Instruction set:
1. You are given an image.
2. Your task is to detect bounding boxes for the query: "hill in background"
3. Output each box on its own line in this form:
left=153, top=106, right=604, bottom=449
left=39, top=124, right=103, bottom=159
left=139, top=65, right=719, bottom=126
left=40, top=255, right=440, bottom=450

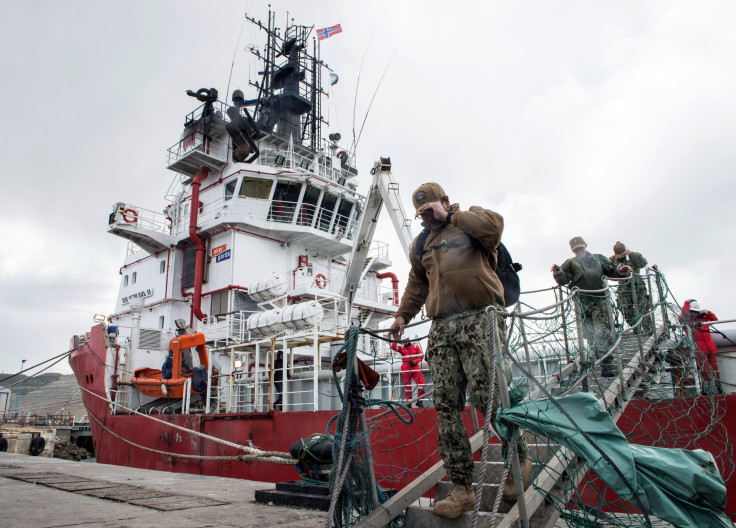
left=0, top=372, right=86, bottom=420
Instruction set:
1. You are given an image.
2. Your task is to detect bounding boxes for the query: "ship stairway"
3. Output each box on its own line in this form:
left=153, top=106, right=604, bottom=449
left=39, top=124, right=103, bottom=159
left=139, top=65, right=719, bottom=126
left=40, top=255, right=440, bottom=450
left=352, top=267, right=702, bottom=528
left=357, top=329, right=666, bottom=528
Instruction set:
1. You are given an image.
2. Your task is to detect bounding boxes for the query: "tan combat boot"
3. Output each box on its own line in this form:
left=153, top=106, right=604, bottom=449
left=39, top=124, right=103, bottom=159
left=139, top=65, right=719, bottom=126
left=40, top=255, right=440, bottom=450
left=502, top=458, right=533, bottom=502
left=433, top=483, right=475, bottom=519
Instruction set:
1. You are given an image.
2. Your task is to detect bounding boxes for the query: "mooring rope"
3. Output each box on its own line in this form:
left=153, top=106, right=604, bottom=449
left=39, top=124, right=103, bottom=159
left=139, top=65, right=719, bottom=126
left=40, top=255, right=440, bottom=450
left=79, top=385, right=294, bottom=464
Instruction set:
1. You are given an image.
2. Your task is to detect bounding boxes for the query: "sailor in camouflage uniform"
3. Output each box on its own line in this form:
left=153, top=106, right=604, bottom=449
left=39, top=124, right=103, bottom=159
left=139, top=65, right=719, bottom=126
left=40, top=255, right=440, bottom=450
left=551, top=237, right=631, bottom=377
left=389, top=183, right=531, bottom=519
left=611, top=242, right=652, bottom=334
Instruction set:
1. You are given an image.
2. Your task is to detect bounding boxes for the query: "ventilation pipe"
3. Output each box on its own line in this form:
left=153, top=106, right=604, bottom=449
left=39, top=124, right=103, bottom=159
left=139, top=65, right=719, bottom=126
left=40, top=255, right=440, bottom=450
left=189, top=167, right=209, bottom=321
left=377, top=272, right=400, bottom=305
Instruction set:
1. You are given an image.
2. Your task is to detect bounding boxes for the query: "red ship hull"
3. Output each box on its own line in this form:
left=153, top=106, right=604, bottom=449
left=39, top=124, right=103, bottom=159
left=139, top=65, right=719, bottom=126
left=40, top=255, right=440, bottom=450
left=69, top=325, right=443, bottom=488
left=70, top=325, right=736, bottom=519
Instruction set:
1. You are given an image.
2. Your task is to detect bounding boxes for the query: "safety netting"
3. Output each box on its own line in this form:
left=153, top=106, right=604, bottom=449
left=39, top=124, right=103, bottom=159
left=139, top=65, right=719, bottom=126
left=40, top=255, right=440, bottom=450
left=319, top=266, right=734, bottom=528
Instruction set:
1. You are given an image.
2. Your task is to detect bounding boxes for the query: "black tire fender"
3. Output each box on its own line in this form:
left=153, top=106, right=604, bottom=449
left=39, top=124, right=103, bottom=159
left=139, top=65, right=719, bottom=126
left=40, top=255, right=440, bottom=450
left=29, top=436, right=46, bottom=456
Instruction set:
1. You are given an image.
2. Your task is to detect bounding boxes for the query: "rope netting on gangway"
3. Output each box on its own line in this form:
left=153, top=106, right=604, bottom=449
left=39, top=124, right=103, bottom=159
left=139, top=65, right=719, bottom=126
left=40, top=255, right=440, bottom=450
left=324, top=266, right=734, bottom=528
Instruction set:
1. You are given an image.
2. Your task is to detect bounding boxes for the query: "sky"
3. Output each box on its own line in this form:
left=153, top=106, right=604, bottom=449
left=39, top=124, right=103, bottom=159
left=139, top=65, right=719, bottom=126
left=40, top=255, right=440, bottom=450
left=1, top=0, right=735, bottom=375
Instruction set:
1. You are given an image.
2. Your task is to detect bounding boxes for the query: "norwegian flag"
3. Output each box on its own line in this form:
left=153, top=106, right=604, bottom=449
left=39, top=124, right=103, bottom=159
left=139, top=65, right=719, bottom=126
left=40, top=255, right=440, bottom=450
left=317, top=24, right=342, bottom=41
left=182, top=132, right=196, bottom=151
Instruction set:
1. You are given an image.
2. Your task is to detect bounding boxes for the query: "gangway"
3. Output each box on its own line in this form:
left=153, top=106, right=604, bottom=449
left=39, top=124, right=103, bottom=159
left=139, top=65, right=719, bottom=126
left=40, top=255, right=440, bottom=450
left=351, top=265, right=713, bottom=528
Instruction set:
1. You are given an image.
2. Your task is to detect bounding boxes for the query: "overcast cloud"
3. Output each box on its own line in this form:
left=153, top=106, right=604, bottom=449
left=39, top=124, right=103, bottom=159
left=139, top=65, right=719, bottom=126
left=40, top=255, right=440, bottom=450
left=1, top=0, right=734, bottom=375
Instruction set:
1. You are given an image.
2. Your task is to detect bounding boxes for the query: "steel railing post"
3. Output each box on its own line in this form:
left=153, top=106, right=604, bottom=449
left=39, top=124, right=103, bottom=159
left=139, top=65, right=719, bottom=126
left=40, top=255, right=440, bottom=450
left=572, top=291, right=589, bottom=392
left=653, top=265, right=669, bottom=336
left=558, top=287, right=572, bottom=364
left=516, top=303, right=533, bottom=372
left=631, top=281, right=645, bottom=359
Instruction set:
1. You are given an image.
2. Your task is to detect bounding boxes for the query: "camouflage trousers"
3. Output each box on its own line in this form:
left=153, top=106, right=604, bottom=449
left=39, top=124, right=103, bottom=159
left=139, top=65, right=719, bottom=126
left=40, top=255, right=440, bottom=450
left=616, top=279, right=653, bottom=334
left=426, top=307, right=529, bottom=486
left=578, top=296, right=613, bottom=360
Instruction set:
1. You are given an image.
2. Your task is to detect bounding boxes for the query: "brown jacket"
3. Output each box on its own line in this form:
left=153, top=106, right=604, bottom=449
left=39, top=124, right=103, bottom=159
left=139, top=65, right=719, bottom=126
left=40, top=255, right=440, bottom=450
left=395, top=205, right=504, bottom=320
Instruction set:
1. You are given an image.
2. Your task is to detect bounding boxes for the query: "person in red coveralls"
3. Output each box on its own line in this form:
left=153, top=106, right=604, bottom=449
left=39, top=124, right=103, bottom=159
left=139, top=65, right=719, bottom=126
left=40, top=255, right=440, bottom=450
left=682, top=299, right=721, bottom=393
left=391, top=338, right=426, bottom=407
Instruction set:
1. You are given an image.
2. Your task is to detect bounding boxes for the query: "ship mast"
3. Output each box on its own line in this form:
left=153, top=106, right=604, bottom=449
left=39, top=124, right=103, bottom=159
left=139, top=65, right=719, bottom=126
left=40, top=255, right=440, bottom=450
left=245, top=8, right=330, bottom=152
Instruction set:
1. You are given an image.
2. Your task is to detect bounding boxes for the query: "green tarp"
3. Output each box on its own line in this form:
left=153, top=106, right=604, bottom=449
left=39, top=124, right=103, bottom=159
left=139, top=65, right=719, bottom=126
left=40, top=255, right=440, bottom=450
left=497, top=392, right=732, bottom=528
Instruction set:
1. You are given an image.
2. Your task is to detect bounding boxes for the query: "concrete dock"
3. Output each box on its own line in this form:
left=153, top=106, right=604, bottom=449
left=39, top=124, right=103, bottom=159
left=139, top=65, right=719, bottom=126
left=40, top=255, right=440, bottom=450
left=0, top=453, right=327, bottom=527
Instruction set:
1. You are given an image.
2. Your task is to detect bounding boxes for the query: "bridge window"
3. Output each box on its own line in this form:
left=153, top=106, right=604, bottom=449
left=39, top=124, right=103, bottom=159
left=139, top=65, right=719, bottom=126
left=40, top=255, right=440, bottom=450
left=123, top=275, right=129, bottom=287
left=239, top=177, right=272, bottom=199
left=334, top=199, right=353, bottom=236
left=298, top=185, right=321, bottom=227
left=269, top=182, right=302, bottom=223
left=224, top=179, right=237, bottom=201
left=317, top=192, right=337, bottom=232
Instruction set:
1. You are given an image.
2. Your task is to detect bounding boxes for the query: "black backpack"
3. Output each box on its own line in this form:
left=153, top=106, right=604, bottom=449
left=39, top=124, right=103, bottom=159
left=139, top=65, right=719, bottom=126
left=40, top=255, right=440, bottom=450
left=416, top=227, right=522, bottom=308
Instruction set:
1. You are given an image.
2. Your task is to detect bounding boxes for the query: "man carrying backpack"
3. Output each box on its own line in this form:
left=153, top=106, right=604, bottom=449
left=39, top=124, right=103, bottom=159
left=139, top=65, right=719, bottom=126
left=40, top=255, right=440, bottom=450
left=388, top=183, right=530, bottom=519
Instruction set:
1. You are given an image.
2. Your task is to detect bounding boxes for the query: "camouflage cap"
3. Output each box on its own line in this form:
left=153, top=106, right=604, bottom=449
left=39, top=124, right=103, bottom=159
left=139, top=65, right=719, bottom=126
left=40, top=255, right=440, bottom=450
left=412, top=182, right=447, bottom=217
left=569, top=236, right=587, bottom=252
left=613, top=241, right=626, bottom=257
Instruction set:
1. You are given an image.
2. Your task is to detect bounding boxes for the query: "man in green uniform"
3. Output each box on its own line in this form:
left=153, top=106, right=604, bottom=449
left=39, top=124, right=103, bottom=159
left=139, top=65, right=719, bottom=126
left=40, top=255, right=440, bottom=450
left=610, top=242, right=652, bottom=334
left=389, top=183, right=531, bottom=519
left=551, top=237, right=631, bottom=377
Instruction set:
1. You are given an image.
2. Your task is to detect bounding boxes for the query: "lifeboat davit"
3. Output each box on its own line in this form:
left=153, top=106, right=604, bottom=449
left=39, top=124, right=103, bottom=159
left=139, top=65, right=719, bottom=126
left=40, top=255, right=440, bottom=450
left=130, top=332, right=209, bottom=399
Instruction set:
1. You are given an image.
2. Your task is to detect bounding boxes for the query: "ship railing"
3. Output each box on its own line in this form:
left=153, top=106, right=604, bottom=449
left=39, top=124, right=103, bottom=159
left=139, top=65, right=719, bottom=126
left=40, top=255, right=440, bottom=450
left=258, top=146, right=347, bottom=184
left=181, top=100, right=230, bottom=128
left=182, top=193, right=357, bottom=242
left=109, top=203, right=172, bottom=236
left=292, top=260, right=397, bottom=308
left=125, top=241, right=144, bottom=257
left=205, top=326, right=423, bottom=415
left=368, top=240, right=390, bottom=261
left=201, top=310, right=258, bottom=347
left=166, top=129, right=229, bottom=173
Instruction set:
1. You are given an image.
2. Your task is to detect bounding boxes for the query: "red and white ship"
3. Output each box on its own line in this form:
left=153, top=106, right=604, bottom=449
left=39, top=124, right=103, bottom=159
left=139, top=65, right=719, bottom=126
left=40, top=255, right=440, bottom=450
left=69, top=9, right=427, bottom=487
left=68, top=8, right=736, bottom=525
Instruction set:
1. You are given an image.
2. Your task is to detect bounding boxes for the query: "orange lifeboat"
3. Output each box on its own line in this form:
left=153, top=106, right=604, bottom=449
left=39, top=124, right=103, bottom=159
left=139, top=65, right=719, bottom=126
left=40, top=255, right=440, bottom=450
left=130, top=332, right=209, bottom=399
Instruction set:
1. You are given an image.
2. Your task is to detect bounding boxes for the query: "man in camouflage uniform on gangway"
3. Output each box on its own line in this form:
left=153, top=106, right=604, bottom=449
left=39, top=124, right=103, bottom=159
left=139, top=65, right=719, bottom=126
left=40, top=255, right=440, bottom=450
left=389, top=183, right=531, bottom=520
left=551, top=237, right=631, bottom=377
left=610, top=241, right=652, bottom=334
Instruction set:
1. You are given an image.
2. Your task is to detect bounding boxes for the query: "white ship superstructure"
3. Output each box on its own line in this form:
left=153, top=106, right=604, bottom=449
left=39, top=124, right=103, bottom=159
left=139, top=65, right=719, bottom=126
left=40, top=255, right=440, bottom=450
left=99, top=13, right=416, bottom=416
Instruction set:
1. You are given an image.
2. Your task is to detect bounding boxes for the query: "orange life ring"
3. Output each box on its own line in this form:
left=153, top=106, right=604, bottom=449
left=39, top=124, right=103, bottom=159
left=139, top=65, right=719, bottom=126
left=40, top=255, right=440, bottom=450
left=315, top=273, right=327, bottom=289
left=122, top=209, right=138, bottom=223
